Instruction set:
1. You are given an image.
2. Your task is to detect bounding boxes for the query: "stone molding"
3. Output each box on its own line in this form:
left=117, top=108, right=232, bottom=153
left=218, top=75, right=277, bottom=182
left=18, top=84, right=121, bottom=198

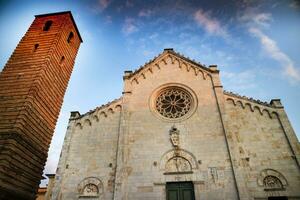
left=224, top=90, right=275, bottom=108
left=257, top=169, right=288, bottom=190
left=124, top=49, right=214, bottom=87
left=72, top=98, right=122, bottom=129
left=160, top=149, right=198, bottom=172
left=77, top=177, right=104, bottom=197
left=225, top=93, right=278, bottom=119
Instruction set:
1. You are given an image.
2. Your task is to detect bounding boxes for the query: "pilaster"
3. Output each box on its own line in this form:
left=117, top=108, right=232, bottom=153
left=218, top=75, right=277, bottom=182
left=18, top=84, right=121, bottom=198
left=270, top=99, right=300, bottom=169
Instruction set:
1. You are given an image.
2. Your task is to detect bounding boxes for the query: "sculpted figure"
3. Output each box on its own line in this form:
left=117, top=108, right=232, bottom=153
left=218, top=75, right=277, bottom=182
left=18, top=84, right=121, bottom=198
left=169, top=126, right=180, bottom=148
left=165, top=157, right=191, bottom=172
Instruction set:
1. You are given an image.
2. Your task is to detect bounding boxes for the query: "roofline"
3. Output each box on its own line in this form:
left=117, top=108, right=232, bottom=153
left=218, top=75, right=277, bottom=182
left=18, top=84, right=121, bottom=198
left=127, top=49, right=213, bottom=79
left=224, top=90, right=274, bottom=108
left=45, top=174, right=55, bottom=178
left=35, top=11, right=83, bottom=43
left=167, top=49, right=213, bottom=73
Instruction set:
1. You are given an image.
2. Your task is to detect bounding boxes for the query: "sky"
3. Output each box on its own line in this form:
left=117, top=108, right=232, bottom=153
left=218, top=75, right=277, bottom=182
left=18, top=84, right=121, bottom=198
left=0, top=0, right=300, bottom=186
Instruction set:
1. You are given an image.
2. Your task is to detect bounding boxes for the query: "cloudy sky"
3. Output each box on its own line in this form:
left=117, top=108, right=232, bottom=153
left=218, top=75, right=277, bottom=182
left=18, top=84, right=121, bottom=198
left=0, top=0, right=300, bottom=186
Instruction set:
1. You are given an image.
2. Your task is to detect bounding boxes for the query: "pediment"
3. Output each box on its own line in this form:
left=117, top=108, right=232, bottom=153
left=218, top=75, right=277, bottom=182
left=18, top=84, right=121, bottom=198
left=124, top=49, right=215, bottom=85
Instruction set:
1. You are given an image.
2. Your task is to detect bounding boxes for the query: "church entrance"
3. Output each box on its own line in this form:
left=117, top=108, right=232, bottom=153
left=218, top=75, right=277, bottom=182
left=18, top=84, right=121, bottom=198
left=166, top=182, right=195, bottom=200
left=268, top=197, right=288, bottom=200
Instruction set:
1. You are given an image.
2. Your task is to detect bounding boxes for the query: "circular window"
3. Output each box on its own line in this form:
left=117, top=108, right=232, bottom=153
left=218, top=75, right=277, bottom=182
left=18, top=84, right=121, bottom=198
left=151, top=85, right=196, bottom=121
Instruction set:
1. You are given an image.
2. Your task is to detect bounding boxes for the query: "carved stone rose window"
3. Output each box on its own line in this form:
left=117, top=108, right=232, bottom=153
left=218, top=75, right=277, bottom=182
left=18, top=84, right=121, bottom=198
left=155, top=87, right=193, bottom=119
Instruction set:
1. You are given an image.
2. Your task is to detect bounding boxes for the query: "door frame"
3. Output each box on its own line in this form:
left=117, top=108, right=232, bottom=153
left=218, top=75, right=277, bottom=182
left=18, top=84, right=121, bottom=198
left=166, top=181, right=195, bottom=200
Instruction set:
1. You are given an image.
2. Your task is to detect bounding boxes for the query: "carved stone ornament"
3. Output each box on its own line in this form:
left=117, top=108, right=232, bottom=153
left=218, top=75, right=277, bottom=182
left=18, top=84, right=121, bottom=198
left=165, top=156, right=192, bottom=173
left=257, top=169, right=288, bottom=191
left=169, top=126, right=180, bottom=148
left=83, top=183, right=99, bottom=196
left=155, top=87, right=192, bottom=119
left=78, top=177, right=103, bottom=197
left=263, top=176, right=283, bottom=190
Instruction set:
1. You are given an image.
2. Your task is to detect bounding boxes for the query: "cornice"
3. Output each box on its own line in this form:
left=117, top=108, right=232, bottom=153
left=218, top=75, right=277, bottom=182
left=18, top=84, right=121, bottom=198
left=72, top=97, right=122, bottom=120
left=224, top=90, right=274, bottom=108
left=126, top=49, right=214, bottom=81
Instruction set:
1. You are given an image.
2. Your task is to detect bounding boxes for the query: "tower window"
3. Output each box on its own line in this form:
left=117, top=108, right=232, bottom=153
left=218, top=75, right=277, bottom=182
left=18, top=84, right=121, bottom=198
left=43, top=20, right=53, bottom=31
left=33, top=44, right=39, bottom=52
left=60, top=56, right=65, bottom=65
left=67, top=32, right=74, bottom=43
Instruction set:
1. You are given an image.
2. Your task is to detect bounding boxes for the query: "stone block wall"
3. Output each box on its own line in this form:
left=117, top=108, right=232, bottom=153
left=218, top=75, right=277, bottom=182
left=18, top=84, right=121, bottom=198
left=50, top=49, right=299, bottom=200
left=51, top=100, right=122, bottom=200
left=224, top=95, right=300, bottom=200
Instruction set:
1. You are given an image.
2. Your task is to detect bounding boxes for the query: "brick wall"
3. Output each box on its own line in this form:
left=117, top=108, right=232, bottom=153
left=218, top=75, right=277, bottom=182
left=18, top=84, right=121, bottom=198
left=0, top=11, right=82, bottom=200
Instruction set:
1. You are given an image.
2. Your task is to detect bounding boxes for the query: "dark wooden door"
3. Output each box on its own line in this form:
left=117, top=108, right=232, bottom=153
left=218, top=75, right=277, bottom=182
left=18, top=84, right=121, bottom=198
left=268, top=197, right=288, bottom=200
left=166, top=182, right=195, bottom=200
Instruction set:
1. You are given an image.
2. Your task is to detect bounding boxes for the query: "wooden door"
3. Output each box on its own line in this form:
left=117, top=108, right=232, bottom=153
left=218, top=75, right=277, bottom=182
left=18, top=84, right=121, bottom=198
left=166, top=182, right=195, bottom=200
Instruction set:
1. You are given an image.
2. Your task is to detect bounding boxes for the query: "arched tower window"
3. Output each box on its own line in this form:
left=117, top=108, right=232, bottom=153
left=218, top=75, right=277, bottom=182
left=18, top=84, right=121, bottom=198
left=33, top=44, right=39, bottom=52
left=43, top=20, right=52, bottom=31
left=59, top=56, right=65, bottom=65
left=67, top=32, right=74, bottom=43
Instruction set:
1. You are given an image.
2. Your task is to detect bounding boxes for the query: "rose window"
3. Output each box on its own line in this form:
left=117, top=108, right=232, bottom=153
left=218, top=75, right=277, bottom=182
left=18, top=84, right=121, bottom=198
left=155, top=87, right=192, bottom=119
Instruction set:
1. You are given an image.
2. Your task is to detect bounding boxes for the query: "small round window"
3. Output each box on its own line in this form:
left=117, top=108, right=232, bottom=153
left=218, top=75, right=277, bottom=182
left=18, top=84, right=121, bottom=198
left=152, top=85, right=196, bottom=120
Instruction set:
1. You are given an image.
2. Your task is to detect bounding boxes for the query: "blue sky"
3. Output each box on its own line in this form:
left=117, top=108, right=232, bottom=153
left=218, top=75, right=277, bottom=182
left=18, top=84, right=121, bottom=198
left=0, top=0, right=300, bottom=185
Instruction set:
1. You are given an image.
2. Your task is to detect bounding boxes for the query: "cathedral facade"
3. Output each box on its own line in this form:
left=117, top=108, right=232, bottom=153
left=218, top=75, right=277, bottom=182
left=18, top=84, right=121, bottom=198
left=51, top=49, right=300, bottom=200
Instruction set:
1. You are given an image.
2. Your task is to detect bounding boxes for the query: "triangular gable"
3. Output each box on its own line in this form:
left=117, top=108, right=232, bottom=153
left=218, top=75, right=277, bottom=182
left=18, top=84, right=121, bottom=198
left=126, top=49, right=214, bottom=82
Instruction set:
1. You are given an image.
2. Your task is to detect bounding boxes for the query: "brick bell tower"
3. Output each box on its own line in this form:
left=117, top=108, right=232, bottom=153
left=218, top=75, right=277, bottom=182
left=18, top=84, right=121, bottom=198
left=0, top=11, right=82, bottom=199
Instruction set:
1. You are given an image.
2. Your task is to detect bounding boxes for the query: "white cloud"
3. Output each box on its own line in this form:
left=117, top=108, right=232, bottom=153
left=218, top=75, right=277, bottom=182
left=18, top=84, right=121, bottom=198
left=138, top=9, right=153, bottom=17
left=122, top=18, right=138, bottom=35
left=194, top=9, right=228, bottom=38
left=239, top=10, right=272, bottom=27
left=99, top=0, right=111, bottom=10
left=89, top=0, right=112, bottom=14
left=249, top=27, right=300, bottom=82
left=239, top=7, right=300, bottom=83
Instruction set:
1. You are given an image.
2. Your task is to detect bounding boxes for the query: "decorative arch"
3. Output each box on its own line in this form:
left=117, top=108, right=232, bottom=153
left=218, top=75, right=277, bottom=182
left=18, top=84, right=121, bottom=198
left=107, top=108, right=114, bottom=114
left=262, top=109, right=272, bottom=119
left=226, top=98, right=235, bottom=105
left=84, top=119, right=92, bottom=126
left=92, top=115, right=99, bottom=122
left=257, top=169, right=288, bottom=190
left=75, top=122, right=82, bottom=130
left=271, top=111, right=279, bottom=119
left=253, top=106, right=262, bottom=115
left=160, top=149, right=198, bottom=173
left=99, top=111, right=107, bottom=118
left=114, top=105, right=122, bottom=111
left=78, top=177, right=103, bottom=197
left=236, top=100, right=244, bottom=108
left=244, top=103, right=253, bottom=111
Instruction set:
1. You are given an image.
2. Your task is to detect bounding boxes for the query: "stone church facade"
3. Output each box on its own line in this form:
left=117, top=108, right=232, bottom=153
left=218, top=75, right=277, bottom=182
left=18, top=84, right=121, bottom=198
left=51, top=49, right=300, bottom=200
